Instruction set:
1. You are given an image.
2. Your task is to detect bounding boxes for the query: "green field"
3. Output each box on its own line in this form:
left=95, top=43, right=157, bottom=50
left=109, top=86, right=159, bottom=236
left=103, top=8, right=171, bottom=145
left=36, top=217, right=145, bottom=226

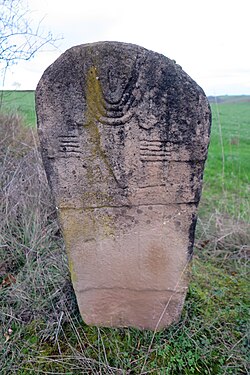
left=202, top=99, right=250, bottom=218
left=0, top=91, right=249, bottom=374
left=0, top=90, right=36, bottom=126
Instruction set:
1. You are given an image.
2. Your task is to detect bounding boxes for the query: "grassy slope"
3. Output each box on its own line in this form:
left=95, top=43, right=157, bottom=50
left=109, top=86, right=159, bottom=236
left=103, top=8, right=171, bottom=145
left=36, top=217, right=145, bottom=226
left=0, top=92, right=249, bottom=374
left=0, top=91, right=36, bottom=126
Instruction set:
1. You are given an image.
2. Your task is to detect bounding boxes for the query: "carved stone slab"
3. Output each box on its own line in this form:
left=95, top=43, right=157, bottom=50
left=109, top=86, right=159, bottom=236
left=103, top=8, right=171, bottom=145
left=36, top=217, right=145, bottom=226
left=36, top=42, right=211, bottom=330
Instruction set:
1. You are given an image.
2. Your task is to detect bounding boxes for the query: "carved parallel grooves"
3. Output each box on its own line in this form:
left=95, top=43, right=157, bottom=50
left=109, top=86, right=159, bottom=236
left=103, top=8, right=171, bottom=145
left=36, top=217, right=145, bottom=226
left=141, top=154, right=170, bottom=157
left=140, top=149, right=170, bottom=153
left=59, top=155, right=81, bottom=158
left=138, top=184, right=166, bottom=188
left=98, top=111, right=134, bottom=126
left=59, top=149, right=81, bottom=152
left=58, top=139, right=79, bottom=143
left=104, top=56, right=141, bottom=108
left=140, top=140, right=177, bottom=146
left=58, top=135, right=78, bottom=138
left=139, top=139, right=173, bottom=161
left=140, top=159, right=170, bottom=163
left=88, top=59, right=140, bottom=126
left=60, top=144, right=80, bottom=148
left=58, top=135, right=81, bottom=156
left=140, top=140, right=165, bottom=143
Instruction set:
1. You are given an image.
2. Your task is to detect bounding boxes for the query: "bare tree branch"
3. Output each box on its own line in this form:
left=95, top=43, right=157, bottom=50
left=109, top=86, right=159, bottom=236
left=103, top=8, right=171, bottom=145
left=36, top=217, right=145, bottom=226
left=0, top=0, right=62, bottom=87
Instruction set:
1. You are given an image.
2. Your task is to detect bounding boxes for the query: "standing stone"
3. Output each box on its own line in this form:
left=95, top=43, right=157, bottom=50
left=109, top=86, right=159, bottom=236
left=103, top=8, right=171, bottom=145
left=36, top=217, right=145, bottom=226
left=36, top=41, right=211, bottom=330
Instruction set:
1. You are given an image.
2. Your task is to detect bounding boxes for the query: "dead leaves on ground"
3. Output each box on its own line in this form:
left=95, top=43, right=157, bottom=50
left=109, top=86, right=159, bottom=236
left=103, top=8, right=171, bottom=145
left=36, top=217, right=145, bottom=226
left=0, top=274, right=16, bottom=289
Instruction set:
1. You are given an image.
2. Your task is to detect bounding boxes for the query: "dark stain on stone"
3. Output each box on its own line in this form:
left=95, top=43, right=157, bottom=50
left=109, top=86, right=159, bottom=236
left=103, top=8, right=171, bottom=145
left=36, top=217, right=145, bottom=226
left=188, top=212, right=198, bottom=258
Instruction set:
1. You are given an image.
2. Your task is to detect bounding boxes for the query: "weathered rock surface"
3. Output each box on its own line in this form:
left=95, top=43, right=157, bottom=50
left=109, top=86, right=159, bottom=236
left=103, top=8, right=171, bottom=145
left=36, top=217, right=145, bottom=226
left=36, top=41, right=211, bottom=330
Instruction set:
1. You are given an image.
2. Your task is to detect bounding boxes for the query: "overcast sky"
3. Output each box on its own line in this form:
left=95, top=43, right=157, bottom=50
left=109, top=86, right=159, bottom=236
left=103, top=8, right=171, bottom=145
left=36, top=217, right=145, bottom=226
left=2, top=0, right=250, bottom=95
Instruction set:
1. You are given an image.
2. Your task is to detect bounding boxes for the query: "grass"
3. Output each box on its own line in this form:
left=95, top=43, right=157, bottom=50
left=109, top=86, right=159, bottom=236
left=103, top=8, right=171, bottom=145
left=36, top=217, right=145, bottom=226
left=204, top=101, right=249, bottom=191
left=0, top=91, right=36, bottom=126
left=0, top=92, right=249, bottom=374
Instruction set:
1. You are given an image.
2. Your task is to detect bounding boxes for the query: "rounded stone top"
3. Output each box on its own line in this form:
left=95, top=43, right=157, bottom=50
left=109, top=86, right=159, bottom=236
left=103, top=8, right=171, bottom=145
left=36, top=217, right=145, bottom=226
left=36, top=41, right=211, bottom=209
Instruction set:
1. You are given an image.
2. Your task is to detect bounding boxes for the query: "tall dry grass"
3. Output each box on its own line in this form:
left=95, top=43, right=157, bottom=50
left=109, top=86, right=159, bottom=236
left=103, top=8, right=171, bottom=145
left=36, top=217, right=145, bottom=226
left=0, top=114, right=79, bottom=373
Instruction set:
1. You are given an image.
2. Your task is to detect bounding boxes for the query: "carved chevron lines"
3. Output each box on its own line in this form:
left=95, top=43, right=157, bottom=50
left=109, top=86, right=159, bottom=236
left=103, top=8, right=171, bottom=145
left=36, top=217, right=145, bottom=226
left=86, top=66, right=137, bottom=126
